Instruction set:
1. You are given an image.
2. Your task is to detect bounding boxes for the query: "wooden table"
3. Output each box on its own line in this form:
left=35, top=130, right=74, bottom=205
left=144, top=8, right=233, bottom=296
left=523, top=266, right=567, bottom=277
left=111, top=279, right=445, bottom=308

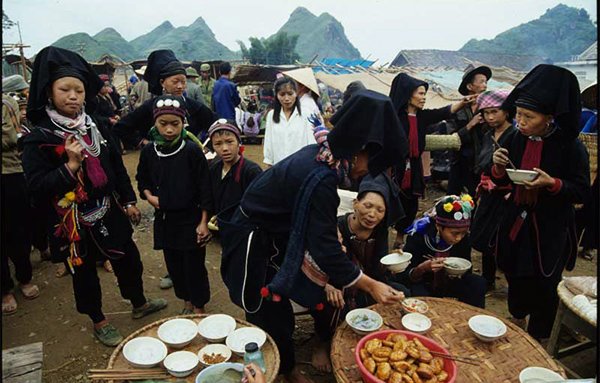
left=546, top=281, right=597, bottom=378
left=331, top=297, right=566, bottom=383
left=107, top=314, right=280, bottom=383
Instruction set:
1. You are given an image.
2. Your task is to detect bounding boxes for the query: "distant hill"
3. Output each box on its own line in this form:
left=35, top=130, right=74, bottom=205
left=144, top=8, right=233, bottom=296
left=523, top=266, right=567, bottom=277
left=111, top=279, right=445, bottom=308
left=270, top=7, right=361, bottom=62
left=460, top=4, right=597, bottom=62
left=132, top=17, right=237, bottom=61
left=51, top=32, right=117, bottom=62
left=93, top=28, right=137, bottom=61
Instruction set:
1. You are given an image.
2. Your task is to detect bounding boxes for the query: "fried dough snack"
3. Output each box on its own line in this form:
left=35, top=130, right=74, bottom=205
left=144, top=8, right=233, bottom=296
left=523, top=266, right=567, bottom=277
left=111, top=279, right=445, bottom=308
left=359, top=336, right=449, bottom=382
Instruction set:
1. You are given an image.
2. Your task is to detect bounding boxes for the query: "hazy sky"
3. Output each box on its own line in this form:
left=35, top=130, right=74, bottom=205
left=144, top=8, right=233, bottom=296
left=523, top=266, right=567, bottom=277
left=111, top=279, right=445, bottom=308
left=3, top=0, right=597, bottom=63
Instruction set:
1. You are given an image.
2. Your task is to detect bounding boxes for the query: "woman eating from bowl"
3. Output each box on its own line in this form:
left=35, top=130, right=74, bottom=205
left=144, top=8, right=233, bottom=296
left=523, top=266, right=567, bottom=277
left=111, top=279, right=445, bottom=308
left=21, top=47, right=167, bottom=346
left=218, top=90, right=409, bottom=383
left=469, top=89, right=518, bottom=291
left=491, top=64, right=590, bottom=339
left=311, top=173, right=411, bottom=373
left=400, top=195, right=486, bottom=308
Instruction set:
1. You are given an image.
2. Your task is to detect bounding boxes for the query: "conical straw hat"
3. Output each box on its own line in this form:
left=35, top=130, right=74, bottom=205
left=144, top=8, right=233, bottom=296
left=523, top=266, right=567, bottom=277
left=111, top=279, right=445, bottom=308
left=282, top=68, right=320, bottom=97
left=581, top=81, right=597, bottom=110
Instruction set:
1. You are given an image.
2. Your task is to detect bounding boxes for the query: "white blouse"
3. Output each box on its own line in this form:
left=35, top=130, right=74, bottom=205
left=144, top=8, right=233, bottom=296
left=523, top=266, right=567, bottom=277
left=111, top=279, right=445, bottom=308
left=263, top=107, right=316, bottom=165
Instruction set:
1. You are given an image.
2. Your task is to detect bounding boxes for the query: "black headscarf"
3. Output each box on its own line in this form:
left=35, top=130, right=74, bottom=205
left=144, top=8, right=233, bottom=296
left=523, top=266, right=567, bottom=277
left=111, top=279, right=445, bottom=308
left=388, top=73, right=429, bottom=115
left=358, top=172, right=404, bottom=227
left=145, top=50, right=186, bottom=95
left=27, top=46, right=103, bottom=124
left=343, top=80, right=366, bottom=103
left=329, top=89, right=409, bottom=176
left=503, top=64, right=581, bottom=140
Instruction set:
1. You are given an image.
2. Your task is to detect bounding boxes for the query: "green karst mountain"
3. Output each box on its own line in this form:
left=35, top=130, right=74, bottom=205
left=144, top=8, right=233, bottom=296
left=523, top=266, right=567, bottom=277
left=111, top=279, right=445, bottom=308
left=93, top=28, right=137, bottom=61
left=460, top=4, right=596, bottom=62
left=50, top=32, right=115, bottom=62
left=271, top=7, right=362, bottom=62
left=129, top=21, right=174, bottom=56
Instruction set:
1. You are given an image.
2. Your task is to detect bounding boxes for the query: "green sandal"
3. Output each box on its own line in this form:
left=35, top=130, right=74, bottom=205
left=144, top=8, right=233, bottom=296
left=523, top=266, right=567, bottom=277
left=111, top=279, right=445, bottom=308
left=132, top=298, right=168, bottom=319
left=94, top=324, right=123, bottom=347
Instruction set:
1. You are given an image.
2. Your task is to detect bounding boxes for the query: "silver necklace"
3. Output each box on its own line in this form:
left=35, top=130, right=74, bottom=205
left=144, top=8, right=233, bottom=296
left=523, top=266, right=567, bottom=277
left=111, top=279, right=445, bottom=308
left=49, top=115, right=107, bottom=158
left=153, top=140, right=186, bottom=157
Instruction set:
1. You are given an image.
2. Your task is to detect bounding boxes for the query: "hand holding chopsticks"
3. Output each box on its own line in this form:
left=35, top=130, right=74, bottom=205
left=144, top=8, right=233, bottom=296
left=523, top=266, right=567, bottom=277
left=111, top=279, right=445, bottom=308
left=491, top=136, right=517, bottom=170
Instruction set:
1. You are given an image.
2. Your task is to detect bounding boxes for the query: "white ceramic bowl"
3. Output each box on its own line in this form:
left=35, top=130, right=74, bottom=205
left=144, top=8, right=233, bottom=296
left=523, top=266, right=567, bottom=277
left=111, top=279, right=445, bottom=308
left=163, top=351, right=199, bottom=378
left=507, top=169, right=539, bottom=185
left=401, top=313, right=432, bottom=334
left=519, top=366, right=565, bottom=383
left=123, top=337, right=168, bottom=368
left=157, top=318, right=198, bottom=348
left=345, top=308, right=383, bottom=335
left=380, top=252, right=413, bottom=273
left=198, top=314, right=237, bottom=342
left=195, top=362, right=244, bottom=383
left=197, top=343, right=232, bottom=367
left=443, top=257, right=472, bottom=278
left=226, top=327, right=267, bottom=356
left=401, top=298, right=429, bottom=314
left=468, top=315, right=507, bottom=342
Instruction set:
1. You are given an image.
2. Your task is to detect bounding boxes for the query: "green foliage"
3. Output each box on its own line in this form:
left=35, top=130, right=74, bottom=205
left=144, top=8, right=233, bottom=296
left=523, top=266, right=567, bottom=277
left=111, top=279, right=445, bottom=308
left=460, top=4, right=596, bottom=62
left=271, top=7, right=361, bottom=61
left=240, top=33, right=300, bottom=65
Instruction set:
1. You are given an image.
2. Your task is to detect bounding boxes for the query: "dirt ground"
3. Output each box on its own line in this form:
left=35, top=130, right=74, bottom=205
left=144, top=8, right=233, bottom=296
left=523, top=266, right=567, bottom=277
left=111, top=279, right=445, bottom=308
left=2, top=144, right=597, bottom=382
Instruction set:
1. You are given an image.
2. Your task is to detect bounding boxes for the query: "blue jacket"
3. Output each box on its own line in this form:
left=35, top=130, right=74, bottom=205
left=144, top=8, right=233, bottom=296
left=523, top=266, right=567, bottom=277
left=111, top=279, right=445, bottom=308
left=213, top=77, right=240, bottom=120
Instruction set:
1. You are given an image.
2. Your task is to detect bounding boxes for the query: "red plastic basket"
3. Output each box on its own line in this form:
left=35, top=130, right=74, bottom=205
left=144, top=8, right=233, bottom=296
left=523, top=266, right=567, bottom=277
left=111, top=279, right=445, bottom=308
left=354, top=329, right=458, bottom=383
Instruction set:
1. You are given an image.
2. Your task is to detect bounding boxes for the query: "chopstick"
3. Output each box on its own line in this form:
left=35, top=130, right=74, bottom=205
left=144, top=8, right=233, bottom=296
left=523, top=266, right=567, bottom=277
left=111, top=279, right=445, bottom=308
left=429, top=351, right=481, bottom=366
left=491, top=136, right=517, bottom=170
left=87, top=368, right=171, bottom=380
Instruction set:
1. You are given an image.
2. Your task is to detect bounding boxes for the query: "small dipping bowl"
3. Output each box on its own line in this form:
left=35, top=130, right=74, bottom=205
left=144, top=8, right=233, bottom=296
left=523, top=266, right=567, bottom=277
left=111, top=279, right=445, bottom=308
left=163, top=350, right=199, bottom=378
left=468, top=315, right=507, bottom=342
left=123, top=337, right=168, bottom=368
left=345, top=308, right=383, bottom=335
left=507, top=169, right=539, bottom=185
left=443, top=257, right=472, bottom=278
left=198, top=343, right=232, bottom=367
left=401, top=313, right=432, bottom=334
left=401, top=298, right=429, bottom=314
left=380, top=252, right=412, bottom=273
left=157, top=318, right=198, bottom=348
left=226, top=327, right=267, bottom=356
left=519, top=366, right=565, bottom=383
left=198, top=314, right=237, bottom=343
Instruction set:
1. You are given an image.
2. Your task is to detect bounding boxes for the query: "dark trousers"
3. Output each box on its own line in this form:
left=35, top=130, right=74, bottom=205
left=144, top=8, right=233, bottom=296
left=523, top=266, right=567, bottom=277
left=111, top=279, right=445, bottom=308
left=506, top=275, right=561, bottom=339
left=163, top=247, right=210, bottom=308
left=70, top=237, right=146, bottom=323
left=410, top=273, right=486, bottom=308
left=481, top=249, right=497, bottom=287
left=29, top=204, right=49, bottom=252
left=448, top=159, right=479, bottom=197
left=246, top=297, right=296, bottom=374
left=395, top=194, right=420, bottom=236
left=1, top=173, right=33, bottom=295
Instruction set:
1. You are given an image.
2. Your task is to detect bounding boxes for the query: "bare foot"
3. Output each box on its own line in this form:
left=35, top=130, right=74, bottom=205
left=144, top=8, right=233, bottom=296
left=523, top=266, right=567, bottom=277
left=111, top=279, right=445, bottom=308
left=312, top=340, right=332, bottom=373
left=103, top=260, right=114, bottom=273
left=284, top=366, right=314, bottom=383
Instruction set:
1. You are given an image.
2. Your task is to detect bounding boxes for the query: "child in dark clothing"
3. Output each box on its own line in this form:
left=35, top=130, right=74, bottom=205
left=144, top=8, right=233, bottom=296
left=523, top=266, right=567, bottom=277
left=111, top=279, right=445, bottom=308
left=208, top=119, right=262, bottom=219
left=136, top=95, right=212, bottom=314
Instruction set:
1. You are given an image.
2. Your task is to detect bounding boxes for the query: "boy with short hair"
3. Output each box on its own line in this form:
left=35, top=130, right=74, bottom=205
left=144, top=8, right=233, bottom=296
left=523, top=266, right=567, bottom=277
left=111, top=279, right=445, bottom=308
left=208, top=119, right=262, bottom=218
left=136, top=95, right=212, bottom=314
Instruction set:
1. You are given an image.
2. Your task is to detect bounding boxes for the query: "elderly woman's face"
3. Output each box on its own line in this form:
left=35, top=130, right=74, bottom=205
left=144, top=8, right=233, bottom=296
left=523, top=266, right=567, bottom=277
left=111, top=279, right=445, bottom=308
left=409, top=86, right=427, bottom=110
left=515, top=106, right=553, bottom=137
left=160, top=74, right=187, bottom=97
left=51, top=77, right=85, bottom=118
left=353, top=192, right=386, bottom=231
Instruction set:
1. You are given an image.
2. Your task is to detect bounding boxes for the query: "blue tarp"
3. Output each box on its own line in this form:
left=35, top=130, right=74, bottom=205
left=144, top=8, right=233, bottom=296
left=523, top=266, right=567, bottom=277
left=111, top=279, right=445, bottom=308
left=313, top=58, right=375, bottom=74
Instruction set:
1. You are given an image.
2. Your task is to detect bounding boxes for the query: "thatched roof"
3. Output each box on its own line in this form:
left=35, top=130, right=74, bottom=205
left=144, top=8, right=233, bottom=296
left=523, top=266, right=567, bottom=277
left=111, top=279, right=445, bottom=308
left=230, top=64, right=300, bottom=86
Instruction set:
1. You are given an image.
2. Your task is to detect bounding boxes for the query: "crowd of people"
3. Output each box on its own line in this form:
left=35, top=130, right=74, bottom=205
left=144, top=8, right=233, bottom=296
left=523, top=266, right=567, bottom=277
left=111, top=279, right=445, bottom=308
left=2, top=45, right=597, bottom=383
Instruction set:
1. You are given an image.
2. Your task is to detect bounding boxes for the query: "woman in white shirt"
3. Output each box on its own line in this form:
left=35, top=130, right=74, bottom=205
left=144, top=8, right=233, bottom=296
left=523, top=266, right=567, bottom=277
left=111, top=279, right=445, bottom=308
left=263, top=77, right=316, bottom=166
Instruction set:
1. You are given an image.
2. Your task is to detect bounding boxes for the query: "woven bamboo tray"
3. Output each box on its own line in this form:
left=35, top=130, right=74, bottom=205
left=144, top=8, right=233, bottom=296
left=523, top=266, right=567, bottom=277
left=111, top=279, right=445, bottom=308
left=557, top=281, right=597, bottom=328
left=107, top=314, right=280, bottom=383
left=331, top=297, right=566, bottom=383
left=579, top=132, right=597, bottom=183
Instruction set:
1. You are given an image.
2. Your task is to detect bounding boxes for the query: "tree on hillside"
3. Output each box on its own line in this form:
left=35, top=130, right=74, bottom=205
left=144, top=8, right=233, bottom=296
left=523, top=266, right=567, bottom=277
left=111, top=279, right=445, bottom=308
left=3, top=11, right=16, bottom=31
left=238, top=32, right=300, bottom=65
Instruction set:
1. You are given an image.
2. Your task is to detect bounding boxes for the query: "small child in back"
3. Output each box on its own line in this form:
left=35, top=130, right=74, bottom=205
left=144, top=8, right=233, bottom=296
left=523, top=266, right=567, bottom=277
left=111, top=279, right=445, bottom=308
left=208, top=119, right=262, bottom=218
left=136, top=95, right=212, bottom=314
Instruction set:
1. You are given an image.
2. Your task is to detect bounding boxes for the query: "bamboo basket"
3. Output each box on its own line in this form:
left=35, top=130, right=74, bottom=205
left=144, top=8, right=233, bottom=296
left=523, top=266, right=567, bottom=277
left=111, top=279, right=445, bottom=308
left=107, top=314, right=280, bottom=383
left=331, top=297, right=566, bottom=383
left=424, top=133, right=462, bottom=151
left=557, top=281, right=597, bottom=328
left=579, top=132, right=597, bottom=183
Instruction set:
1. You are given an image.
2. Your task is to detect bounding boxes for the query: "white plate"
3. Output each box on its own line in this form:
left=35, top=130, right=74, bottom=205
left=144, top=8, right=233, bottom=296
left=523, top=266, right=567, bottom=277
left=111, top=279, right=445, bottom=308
left=226, top=327, right=267, bottom=356
left=401, top=313, right=432, bottom=334
left=198, top=314, right=237, bottom=342
left=519, top=366, right=565, bottom=383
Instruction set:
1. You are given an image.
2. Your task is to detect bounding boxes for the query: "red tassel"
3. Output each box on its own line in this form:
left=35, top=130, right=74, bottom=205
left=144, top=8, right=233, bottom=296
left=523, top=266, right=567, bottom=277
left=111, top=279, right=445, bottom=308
left=260, top=287, right=269, bottom=297
left=316, top=303, right=324, bottom=311
left=401, top=168, right=411, bottom=190
left=272, top=294, right=281, bottom=302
